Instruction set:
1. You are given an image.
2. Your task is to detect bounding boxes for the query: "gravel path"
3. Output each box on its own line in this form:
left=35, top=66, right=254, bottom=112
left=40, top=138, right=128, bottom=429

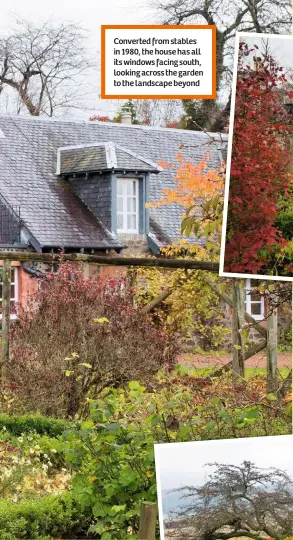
left=177, top=351, right=292, bottom=369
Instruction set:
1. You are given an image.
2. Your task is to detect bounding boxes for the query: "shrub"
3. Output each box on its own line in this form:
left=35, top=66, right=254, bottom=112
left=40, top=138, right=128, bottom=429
left=275, top=210, right=293, bottom=240
left=0, top=492, right=92, bottom=539
left=62, top=375, right=292, bottom=539
left=9, top=264, right=177, bottom=417
left=0, top=414, right=69, bottom=437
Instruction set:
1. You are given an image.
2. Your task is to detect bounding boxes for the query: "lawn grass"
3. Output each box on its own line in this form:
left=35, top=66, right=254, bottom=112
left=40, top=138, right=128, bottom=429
left=174, top=364, right=291, bottom=379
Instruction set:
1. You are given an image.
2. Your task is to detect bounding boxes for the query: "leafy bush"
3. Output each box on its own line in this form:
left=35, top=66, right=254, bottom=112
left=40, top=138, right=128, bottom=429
left=0, top=492, right=92, bottom=539
left=9, top=264, right=177, bottom=417
left=275, top=210, right=293, bottom=240
left=62, top=375, right=291, bottom=539
left=278, top=327, right=293, bottom=352
left=0, top=428, right=69, bottom=502
left=0, top=414, right=69, bottom=437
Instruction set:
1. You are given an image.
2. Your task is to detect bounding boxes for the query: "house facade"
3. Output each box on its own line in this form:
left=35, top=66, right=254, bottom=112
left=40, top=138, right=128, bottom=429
left=0, top=113, right=226, bottom=308
left=0, top=113, right=284, bottom=335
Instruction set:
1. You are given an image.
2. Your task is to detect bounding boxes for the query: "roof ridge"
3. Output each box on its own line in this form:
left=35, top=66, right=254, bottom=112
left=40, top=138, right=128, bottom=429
left=0, top=113, right=228, bottom=140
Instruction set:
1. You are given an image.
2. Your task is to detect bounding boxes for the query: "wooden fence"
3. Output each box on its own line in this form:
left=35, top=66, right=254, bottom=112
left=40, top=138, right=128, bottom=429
left=0, top=252, right=218, bottom=381
left=139, top=502, right=157, bottom=540
left=0, top=251, right=287, bottom=393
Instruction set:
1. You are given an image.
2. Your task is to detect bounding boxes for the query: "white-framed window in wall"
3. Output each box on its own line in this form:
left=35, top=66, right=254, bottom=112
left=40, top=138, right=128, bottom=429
left=0, top=266, right=18, bottom=319
left=117, top=178, right=139, bottom=234
left=244, top=278, right=264, bottom=321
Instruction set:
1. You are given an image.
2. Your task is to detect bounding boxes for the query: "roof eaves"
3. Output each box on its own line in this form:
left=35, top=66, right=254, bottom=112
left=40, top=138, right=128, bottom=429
left=147, top=234, right=162, bottom=255
left=39, top=243, right=123, bottom=251
left=24, top=229, right=42, bottom=253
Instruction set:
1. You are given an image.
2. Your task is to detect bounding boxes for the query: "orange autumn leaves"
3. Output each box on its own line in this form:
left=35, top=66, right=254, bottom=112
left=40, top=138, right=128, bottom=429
left=149, top=153, right=224, bottom=209
left=148, top=153, right=225, bottom=256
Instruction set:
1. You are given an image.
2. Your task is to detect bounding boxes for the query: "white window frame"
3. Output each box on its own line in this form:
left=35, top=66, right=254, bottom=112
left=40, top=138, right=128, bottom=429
left=244, top=278, right=264, bottom=321
left=117, top=178, right=139, bottom=234
left=0, top=266, right=18, bottom=320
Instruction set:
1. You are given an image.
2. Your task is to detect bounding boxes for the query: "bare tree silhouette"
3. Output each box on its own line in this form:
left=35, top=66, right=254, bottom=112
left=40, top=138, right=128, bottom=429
left=166, top=461, right=293, bottom=540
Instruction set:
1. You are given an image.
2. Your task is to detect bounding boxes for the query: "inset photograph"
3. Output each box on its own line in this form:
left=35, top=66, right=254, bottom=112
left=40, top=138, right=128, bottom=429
left=155, top=435, right=293, bottom=540
left=220, top=33, right=293, bottom=280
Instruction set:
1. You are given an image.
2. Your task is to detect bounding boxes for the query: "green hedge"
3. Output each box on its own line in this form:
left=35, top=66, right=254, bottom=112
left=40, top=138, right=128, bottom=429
left=0, top=414, right=70, bottom=437
left=0, top=492, right=92, bottom=539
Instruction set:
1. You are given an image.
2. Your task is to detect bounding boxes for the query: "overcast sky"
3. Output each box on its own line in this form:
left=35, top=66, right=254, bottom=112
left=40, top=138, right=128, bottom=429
left=155, top=435, right=293, bottom=490
left=239, top=33, right=293, bottom=77
left=0, top=0, right=156, bottom=118
left=1, top=4, right=292, bottom=119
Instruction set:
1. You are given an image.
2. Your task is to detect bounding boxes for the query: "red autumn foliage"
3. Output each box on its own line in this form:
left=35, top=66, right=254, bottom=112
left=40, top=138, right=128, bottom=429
left=224, top=42, right=293, bottom=274
left=165, top=121, right=180, bottom=129
left=89, top=115, right=112, bottom=122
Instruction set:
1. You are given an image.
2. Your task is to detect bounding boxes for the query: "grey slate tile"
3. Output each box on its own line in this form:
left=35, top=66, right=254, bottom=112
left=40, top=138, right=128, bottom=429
left=0, top=115, right=227, bottom=250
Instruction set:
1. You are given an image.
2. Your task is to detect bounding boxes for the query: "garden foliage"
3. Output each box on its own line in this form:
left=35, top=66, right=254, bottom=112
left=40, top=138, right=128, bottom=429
left=8, top=264, right=176, bottom=417
left=0, top=415, right=69, bottom=437
left=62, top=374, right=291, bottom=538
left=224, top=43, right=293, bottom=274
left=0, top=492, right=92, bottom=539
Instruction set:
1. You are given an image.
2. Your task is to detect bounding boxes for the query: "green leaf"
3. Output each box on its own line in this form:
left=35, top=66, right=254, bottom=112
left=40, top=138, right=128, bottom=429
left=110, top=504, right=126, bottom=515
left=81, top=420, right=95, bottom=430
left=244, top=407, right=261, bottom=420
left=89, top=522, right=104, bottom=534
left=101, top=533, right=112, bottom=540
left=267, top=393, right=277, bottom=401
left=93, top=501, right=107, bottom=517
left=65, top=370, right=74, bottom=377
left=79, top=362, right=92, bottom=369
left=106, top=422, right=122, bottom=433
left=285, top=402, right=292, bottom=416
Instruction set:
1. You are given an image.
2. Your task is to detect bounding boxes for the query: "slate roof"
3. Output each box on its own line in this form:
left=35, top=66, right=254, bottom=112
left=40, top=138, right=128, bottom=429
left=0, top=115, right=227, bottom=251
left=59, top=142, right=162, bottom=175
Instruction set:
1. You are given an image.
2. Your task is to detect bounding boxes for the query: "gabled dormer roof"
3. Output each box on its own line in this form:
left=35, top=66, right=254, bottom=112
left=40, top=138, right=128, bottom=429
left=0, top=115, right=227, bottom=252
left=57, top=142, right=163, bottom=175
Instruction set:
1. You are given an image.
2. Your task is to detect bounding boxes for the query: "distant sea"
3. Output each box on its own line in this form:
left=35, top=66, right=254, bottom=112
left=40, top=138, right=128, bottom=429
left=161, top=488, right=193, bottom=518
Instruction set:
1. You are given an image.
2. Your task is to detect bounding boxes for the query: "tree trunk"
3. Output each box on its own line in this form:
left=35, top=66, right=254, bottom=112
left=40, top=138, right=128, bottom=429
left=232, top=280, right=245, bottom=382
left=267, top=308, right=278, bottom=393
left=141, top=275, right=191, bottom=315
left=1, top=259, right=11, bottom=384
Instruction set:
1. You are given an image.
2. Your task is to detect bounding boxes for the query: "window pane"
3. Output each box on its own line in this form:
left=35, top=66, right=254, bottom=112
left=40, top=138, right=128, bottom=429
left=126, top=181, right=132, bottom=195
left=127, top=214, right=136, bottom=230
left=127, top=197, right=136, bottom=213
left=126, top=180, right=137, bottom=196
left=10, top=285, right=15, bottom=300
left=251, top=293, right=261, bottom=302
left=117, top=181, right=123, bottom=195
left=117, top=214, right=123, bottom=229
left=251, top=303, right=261, bottom=315
left=117, top=196, right=123, bottom=212
left=11, top=269, right=15, bottom=283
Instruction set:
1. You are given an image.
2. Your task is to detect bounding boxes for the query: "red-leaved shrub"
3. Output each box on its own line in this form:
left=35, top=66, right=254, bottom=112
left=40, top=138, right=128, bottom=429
left=9, top=263, right=177, bottom=417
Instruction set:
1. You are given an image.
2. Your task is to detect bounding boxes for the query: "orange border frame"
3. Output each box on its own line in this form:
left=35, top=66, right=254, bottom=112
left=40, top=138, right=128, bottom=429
left=101, top=25, right=216, bottom=100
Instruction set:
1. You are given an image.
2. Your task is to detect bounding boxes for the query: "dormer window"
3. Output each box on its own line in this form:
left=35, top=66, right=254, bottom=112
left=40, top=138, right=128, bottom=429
left=56, top=141, right=163, bottom=238
left=117, top=178, right=139, bottom=233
